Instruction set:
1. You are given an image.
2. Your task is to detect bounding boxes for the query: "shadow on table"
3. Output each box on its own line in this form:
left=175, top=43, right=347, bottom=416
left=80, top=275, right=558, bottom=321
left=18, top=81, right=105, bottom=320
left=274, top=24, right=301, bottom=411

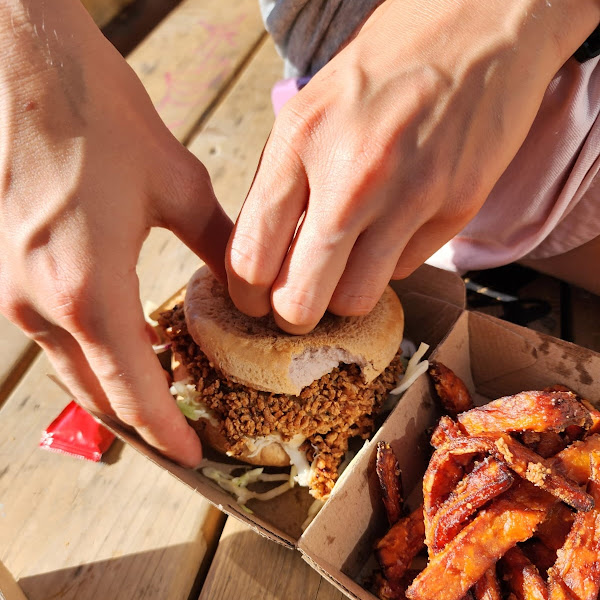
left=17, top=543, right=208, bottom=600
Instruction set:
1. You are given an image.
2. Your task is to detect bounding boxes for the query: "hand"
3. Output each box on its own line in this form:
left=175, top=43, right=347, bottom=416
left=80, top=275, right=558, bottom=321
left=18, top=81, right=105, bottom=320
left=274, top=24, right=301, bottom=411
left=0, top=0, right=232, bottom=467
left=227, top=0, right=600, bottom=334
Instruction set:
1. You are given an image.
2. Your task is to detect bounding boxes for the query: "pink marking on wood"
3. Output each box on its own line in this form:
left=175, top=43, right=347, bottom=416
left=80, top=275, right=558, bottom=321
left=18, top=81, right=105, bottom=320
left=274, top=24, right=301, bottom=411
left=155, top=13, right=250, bottom=128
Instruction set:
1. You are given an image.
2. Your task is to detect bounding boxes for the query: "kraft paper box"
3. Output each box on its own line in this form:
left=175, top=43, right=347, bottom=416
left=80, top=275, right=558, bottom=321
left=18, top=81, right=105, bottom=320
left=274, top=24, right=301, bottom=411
left=299, top=309, right=600, bottom=600
left=90, top=263, right=473, bottom=596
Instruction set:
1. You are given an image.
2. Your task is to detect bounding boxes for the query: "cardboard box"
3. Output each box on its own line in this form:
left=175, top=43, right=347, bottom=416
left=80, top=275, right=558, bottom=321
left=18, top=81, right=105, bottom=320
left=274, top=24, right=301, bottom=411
left=299, top=309, right=600, bottom=599
left=94, top=262, right=600, bottom=599
left=94, top=264, right=463, bottom=540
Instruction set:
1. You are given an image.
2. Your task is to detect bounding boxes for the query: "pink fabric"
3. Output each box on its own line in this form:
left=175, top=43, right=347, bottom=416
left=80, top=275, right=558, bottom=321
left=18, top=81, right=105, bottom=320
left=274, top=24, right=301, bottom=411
left=429, top=55, right=600, bottom=273
left=272, top=56, right=600, bottom=273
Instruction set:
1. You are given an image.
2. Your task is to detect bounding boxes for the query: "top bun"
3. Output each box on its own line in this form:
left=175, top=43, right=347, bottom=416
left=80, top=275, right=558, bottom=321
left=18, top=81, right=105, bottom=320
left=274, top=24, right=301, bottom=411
left=184, top=266, right=405, bottom=395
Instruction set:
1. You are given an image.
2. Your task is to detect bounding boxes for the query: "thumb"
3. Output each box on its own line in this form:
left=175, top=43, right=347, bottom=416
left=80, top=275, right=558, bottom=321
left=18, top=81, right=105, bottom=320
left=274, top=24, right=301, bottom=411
left=155, top=151, right=233, bottom=283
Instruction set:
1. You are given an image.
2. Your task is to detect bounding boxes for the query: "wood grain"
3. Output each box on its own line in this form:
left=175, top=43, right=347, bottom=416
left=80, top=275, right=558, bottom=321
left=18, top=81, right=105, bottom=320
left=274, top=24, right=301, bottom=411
left=101, top=0, right=183, bottom=57
left=570, top=285, right=600, bottom=352
left=127, top=0, right=267, bottom=143
left=198, top=519, right=346, bottom=600
left=0, top=318, right=37, bottom=408
left=0, top=353, right=225, bottom=600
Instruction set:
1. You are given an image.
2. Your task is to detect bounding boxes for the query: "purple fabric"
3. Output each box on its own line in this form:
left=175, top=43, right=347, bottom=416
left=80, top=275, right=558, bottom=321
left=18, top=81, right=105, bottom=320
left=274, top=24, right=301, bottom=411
left=271, top=77, right=310, bottom=115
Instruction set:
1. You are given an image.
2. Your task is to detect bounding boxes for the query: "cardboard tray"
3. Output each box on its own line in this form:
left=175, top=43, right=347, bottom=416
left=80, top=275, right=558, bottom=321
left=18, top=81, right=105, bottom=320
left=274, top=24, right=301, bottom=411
left=298, top=310, right=600, bottom=600
left=94, top=264, right=464, bottom=540
left=94, top=262, right=600, bottom=599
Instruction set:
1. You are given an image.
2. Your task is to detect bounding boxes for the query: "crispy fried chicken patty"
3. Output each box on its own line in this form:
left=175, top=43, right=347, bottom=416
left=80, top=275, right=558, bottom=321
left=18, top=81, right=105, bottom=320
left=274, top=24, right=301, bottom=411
left=160, top=304, right=404, bottom=499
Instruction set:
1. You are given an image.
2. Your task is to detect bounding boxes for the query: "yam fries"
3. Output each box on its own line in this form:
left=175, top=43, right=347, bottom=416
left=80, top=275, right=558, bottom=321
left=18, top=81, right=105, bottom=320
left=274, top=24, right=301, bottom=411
left=458, top=391, right=592, bottom=436
left=520, top=539, right=557, bottom=577
left=552, top=434, right=600, bottom=484
left=473, top=568, right=502, bottom=600
left=580, top=399, right=600, bottom=435
left=406, top=482, right=554, bottom=600
left=544, top=386, right=600, bottom=436
left=423, top=436, right=495, bottom=528
left=547, top=452, right=600, bottom=600
left=520, top=431, right=568, bottom=459
left=534, top=504, right=575, bottom=551
left=375, top=507, right=426, bottom=586
left=373, top=570, right=423, bottom=600
left=423, top=434, right=592, bottom=517
left=429, top=456, right=514, bottom=553
left=499, top=546, right=548, bottom=600
left=377, top=442, right=404, bottom=526
left=428, top=361, right=474, bottom=416
left=372, top=362, right=600, bottom=600
left=487, top=433, right=593, bottom=512
left=430, top=415, right=464, bottom=448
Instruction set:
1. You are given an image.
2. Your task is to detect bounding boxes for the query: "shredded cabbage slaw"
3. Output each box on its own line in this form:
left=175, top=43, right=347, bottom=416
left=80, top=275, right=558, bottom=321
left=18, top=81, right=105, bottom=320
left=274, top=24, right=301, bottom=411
left=202, top=465, right=297, bottom=509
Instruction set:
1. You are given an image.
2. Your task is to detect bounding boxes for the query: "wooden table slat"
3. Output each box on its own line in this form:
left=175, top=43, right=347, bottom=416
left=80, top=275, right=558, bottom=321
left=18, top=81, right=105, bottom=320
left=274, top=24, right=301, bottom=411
left=570, top=285, right=600, bottom=353
left=0, top=2, right=271, bottom=599
left=81, top=0, right=135, bottom=28
left=0, top=352, right=226, bottom=600
left=0, top=319, right=37, bottom=407
left=198, top=519, right=345, bottom=600
left=127, top=0, right=267, bottom=143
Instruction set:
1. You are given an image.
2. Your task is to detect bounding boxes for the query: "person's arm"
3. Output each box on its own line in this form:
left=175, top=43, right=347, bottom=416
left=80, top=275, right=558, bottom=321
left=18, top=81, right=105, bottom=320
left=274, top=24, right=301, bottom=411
left=0, top=0, right=233, bottom=466
left=227, top=0, right=600, bottom=334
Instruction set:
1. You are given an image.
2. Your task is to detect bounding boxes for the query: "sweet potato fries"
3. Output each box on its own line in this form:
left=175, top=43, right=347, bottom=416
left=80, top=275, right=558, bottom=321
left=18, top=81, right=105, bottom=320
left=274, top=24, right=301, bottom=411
left=372, top=363, right=600, bottom=600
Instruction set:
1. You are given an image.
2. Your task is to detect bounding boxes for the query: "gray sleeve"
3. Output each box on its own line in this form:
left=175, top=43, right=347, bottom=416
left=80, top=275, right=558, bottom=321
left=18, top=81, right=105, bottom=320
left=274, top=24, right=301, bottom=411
left=259, top=0, right=383, bottom=78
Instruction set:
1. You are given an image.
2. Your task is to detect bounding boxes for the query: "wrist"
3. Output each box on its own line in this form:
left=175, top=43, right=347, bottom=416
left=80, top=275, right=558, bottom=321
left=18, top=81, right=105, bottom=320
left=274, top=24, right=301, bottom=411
left=354, top=0, right=600, bottom=102
left=546, top=0, right=600, bottom=63
left=0, top=0, right=101, bottom=85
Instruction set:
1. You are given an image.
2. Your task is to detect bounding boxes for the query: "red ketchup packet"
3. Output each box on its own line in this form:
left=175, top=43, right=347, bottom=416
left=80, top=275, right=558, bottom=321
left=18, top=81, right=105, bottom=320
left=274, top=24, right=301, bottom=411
left=40, top=401, right=116, bottom=462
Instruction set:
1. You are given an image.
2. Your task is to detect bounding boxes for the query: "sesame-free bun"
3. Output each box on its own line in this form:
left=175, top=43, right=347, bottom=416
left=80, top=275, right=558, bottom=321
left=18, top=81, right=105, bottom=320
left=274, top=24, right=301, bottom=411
left=183, top=266, right=404, bottom=396
left=191, top=419, right=291, bottom=467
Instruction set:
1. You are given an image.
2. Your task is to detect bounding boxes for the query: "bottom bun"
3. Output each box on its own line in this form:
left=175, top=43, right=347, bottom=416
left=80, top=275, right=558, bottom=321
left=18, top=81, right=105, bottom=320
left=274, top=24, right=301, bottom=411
left=191, top=418, right=292, bottom=468
left=173, top=351, right=292, bottom=468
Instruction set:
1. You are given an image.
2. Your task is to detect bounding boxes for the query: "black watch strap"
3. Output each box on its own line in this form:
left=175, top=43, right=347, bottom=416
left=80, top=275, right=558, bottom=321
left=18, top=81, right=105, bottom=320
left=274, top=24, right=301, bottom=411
left=575, top=24, right=600, bottom=62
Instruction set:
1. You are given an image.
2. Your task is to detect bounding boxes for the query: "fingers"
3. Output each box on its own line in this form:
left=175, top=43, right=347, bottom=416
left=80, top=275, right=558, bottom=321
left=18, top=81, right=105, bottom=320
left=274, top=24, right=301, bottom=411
left=391, top=220, right=466, bottom=280
left=5, top=302, right=113, bottom=416
left=226, top=133, right=309, bottom=317
left=270, top=203, right=361, bottom=334
left=63, top=271, right=203, bottom=468
left=156, top=154, right=234, bottom=284
left=327, top=225, right=409, bottom=316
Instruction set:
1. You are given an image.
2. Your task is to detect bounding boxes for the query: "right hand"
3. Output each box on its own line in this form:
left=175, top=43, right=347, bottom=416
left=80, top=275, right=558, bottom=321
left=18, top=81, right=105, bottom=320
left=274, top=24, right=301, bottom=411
left=0, top=0, right=232, bottom=467
left=226, top=0, right=600, bottom=335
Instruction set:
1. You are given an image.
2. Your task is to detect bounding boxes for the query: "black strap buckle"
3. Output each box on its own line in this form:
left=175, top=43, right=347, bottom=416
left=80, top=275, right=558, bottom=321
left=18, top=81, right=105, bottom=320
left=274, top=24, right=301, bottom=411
left=575, top=24, right=600, bottom=62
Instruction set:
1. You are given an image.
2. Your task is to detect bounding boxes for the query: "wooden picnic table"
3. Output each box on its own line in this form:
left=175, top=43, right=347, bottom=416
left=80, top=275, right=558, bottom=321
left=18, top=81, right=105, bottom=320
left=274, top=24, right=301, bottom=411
left=0, top=2, right=598, bottom=599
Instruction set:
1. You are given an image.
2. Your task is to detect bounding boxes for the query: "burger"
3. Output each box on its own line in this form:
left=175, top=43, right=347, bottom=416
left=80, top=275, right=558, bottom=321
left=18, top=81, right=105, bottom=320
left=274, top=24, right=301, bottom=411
left=158, top=266, right=405, bottom=500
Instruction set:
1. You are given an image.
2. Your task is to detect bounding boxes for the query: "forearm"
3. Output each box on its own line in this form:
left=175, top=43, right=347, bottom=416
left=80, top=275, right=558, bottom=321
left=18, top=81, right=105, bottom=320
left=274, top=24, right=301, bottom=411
left=0, top=0, right=118, bottom=204
left=355, top=0, right=600, bottom=88
left=1, top=0, right=105, bottom=79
